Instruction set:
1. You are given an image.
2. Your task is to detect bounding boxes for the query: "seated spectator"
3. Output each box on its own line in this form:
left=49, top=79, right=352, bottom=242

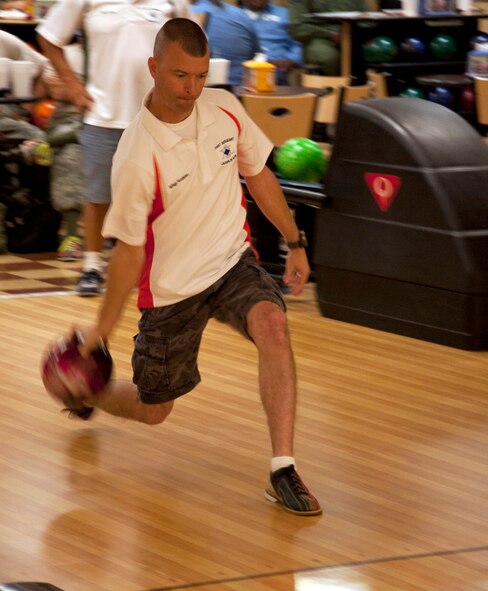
left=0, top=111, right=58, bottom=255
left=191, top=0, right=261, bottom=86
left=241, top=0, right=303, bottom=85
left=288, top=0, right=368, bottom=75
left=0, top=34, right=85, bottom=259
left=39, top=40, right=86, bottom=261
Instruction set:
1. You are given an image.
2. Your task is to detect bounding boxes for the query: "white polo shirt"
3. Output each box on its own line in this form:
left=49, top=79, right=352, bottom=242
left=36, top=0, right=191, bottom=128
left=103, top=88, right=273, bottom=308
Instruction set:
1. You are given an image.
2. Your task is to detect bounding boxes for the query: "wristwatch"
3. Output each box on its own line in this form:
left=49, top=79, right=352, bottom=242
left=287, top=231, right=307, bottom=250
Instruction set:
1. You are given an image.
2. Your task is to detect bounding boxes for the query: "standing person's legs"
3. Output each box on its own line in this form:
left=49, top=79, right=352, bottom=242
left=77, top=124, right=124, bottom=295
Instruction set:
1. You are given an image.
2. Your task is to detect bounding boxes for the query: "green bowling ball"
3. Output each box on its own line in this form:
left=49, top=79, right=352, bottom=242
left=363, top=36, right=398, bottom=62
left=429, top=34, right=457, bottom=59
left=399, top=86, right=425, bottom=99
left=275, top=138, right=328, bottom=183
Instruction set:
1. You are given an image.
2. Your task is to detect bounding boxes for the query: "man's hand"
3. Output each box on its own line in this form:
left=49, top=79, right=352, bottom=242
left=271, top=59, right=296, bottom=73
left=74, top=326, right=107, bottom=359
left=64, top=77, right=94, bottom=114
left=283, top=248, right=310, bottom=295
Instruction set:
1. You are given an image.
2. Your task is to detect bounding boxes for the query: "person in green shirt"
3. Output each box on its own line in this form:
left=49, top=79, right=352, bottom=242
left=289, top=0, right=368, bottom=74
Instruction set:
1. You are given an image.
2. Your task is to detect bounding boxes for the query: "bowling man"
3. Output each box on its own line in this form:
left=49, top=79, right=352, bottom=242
left=69, top=18, right=322, bottom=517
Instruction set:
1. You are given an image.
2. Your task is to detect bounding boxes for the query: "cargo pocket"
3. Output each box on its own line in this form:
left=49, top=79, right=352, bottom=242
left=132, top=333, right=170, bottom=396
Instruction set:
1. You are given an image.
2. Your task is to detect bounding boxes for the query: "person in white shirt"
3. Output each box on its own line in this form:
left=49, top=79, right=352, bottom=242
left=0, top=29, right=47, bottom=97
left=36, top=0, right=192, bottom=296
left=0, top=29, right=45, bottom=66
left=72, top=18, right=321, bottom=517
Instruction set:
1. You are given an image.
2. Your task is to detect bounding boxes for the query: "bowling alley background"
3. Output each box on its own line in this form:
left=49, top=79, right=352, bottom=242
left=359, top=19, right=488, bottom=118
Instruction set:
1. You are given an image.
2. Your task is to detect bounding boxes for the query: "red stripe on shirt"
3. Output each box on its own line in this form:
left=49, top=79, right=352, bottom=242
left=218, top=106, right=241, bottom=136
left=138, top=156, right=165, bottom=309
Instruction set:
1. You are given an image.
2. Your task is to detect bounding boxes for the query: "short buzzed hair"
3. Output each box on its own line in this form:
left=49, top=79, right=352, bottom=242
left=153, top=18, right=209, bottom=59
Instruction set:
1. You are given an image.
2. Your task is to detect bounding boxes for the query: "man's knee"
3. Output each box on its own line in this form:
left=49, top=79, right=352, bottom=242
left=248, top=301, right=289, bottom=346
left=305, top=40, right=340, bottom=75
left=140, top=399, right=174, bottom=425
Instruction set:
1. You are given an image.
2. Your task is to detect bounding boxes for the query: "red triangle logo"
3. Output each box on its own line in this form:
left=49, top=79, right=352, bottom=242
left=364, top=173, right=401, bottom=212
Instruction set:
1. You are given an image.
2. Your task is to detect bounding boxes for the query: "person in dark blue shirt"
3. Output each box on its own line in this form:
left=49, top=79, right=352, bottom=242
left=241, top=0, right=303, bottom=85
left=191, top=0, right=261, bottom=86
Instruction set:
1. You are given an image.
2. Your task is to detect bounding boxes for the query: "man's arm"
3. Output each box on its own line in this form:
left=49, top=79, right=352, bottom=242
left=80, top=240, right=145, bottom=353
left=36, top=34, right=93, bottom=113
left=244, top=165, right=310, bottom=295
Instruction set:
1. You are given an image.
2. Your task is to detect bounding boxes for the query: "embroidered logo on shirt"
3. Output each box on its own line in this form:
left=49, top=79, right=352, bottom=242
left=221, top=144, right=232, bottom=158
left=214, top=137, right=237, bottom=165
left=220, top=143, right=236, bottom=165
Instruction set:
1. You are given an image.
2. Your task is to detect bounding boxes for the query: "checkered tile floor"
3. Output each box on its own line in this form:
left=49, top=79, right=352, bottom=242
left=0, top=252, right=81, bottom=296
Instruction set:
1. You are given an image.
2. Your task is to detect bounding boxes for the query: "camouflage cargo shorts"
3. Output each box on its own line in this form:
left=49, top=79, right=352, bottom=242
left=132, top=249, right=286, bottom=404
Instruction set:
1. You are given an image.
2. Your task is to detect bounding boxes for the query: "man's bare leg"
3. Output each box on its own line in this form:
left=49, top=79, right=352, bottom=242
left=247, top=301, right=296, bottom=457
left=247, top=300, right=322, bottom=516
left=86, top=379, right=174, bottom=425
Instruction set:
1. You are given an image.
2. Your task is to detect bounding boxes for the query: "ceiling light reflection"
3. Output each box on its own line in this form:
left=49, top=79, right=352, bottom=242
left=295, top=573, right=370, bottom=591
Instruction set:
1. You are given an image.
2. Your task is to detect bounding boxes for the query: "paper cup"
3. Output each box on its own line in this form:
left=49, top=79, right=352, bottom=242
left=402, top=0, right=418, bottom=15
left=0, top=57, right=11, bottom=90
left=205, top=58, right=230, bottom=86
left=10, top=60, right=37, bottom=97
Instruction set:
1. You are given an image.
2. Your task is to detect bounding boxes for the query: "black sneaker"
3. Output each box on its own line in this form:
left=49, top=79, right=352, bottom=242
left=265, top=465, right=322, bottom=516
left=61, top=396, right=95, bottom=421
left=77, top=270, right=103, bottom=296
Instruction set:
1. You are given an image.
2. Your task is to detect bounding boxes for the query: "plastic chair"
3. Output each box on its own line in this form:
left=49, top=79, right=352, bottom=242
left=473, top=76, right=488, bottom=126
left=339, top=80, right=378, bottom=103
left=240, top=92, right=318, bottom=146
left=300, top=73, right=350, bottom=125
left=366, top=69, right=391, bottom=98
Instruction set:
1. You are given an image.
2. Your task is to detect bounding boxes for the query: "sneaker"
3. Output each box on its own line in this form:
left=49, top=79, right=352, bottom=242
left=77, top=269, right=103, bottom=296
left=58, top=235, right=83, bottom=262
left=59, top=390, right=95, bottom=420
left=265, top=465, right=322, bottom=516
left=62, top=404, right=95, bottom=421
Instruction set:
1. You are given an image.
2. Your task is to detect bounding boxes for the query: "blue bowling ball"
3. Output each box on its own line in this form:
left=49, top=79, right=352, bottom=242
left=427, top=86, right=454, bottom=108
left=470, top=32, right=488, bottom=48
left=400, top=37, right=426, bottom=58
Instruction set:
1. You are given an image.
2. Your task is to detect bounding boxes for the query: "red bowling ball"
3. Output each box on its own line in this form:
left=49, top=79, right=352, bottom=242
left=460, top=87, right=475, bottom=113
left=41, top=331, right=112, bottom=404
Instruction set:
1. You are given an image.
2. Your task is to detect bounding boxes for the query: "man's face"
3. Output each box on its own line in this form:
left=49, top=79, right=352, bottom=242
left=148, top=41, right=210, bottom=123
left=244, top=0, right=267, bottom=11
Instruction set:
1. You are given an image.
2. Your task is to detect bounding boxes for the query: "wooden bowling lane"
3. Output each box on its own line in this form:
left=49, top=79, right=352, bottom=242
left=170, top=548, right=488, bottom=590
left=0, top=281, right=488, bottom=591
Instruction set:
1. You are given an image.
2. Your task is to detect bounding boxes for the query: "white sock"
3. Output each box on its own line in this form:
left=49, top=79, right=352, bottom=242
left=83, top=251, right=103, bottom=274
left=271, top=456, right=296, bottom=473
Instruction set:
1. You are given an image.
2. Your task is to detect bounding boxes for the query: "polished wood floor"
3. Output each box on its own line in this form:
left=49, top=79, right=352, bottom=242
left=0, top=253, right=488, bottom=591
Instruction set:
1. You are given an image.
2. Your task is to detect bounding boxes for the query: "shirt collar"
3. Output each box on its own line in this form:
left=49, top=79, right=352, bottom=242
left=141, top=89, right=217, bottom=150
